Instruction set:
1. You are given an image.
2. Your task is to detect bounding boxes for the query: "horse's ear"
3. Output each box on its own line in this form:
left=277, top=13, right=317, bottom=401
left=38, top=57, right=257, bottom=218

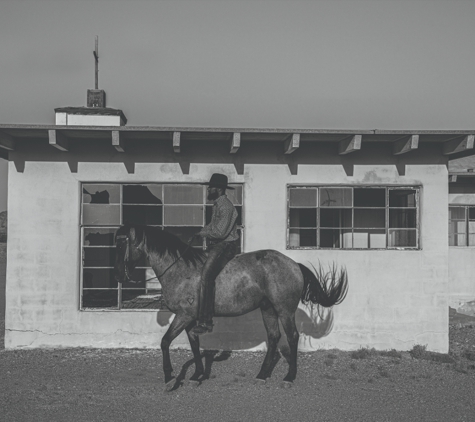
left=129, top=225, right=144, bottom=246
left=129, top=226, right=137, bottom=242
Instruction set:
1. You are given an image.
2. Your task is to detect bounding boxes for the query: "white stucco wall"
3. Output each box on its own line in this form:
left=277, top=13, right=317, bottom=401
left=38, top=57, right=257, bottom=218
left=4, top=144, right=450, bottom=352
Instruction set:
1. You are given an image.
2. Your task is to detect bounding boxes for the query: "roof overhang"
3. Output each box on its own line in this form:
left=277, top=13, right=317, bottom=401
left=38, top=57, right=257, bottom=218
left=1, top=124, right=474, bottom=158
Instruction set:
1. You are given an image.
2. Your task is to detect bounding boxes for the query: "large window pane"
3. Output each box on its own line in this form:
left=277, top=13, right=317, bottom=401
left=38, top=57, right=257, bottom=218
left=83, top=269, right=118, bottom=289
left=164, top=185, right=203, bottom=204
left=354, top=188, right=385, bottom=207
left=123, top=205, right=162, bottom=225
left=353, top=229, right=386, bottom=249
left=449, top=206, right=467, bottom=247
left=83, top=204, right=120, bottom=225
left=226, top=185, right=243, bottom=205
left=388, top=230, right=417, bottom=247
left=164, top=205, right=204, bottom=226
left=123, top=185, right=162, bottom=204
left=449, top=207, right=466, bottom=221
left=389, top=209, right=417, bottom=228
left=84, top=228, right=117, bottom=246
left=320, top=208, right=352, bottom=228
left=84, top=247, right=116, bottom=268
left=320, top=188, right=352, bottom=207
left=389, top=189, right=416, bottom=207
left=289, top=208, right=317, bottom=228
left=289, top=228, right=316, bottom=247
left=82, top=290, right=118, bottom=309
left=320, top=229, right=352, bottom=248
left=290, top=188, right=317, bottom=207
left=83, top=184, right=120, bottom=204
left=354, top=209, right=385, bottom=228
left=452, top=234, right=467, bottom=246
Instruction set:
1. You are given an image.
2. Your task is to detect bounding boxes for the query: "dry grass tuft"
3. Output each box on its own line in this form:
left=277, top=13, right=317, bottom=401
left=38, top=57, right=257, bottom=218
left=350, top=347, right=377, bottom=360
left=410, top=344, right=455, bottom=363
left=379, top=349, right=402, bottom=359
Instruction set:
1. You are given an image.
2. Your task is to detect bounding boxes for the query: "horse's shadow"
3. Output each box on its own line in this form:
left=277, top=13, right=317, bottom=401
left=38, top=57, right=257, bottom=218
left=170, top=349, right=233, bottom=390
left=157, top=304, right=334, bottom=352
left=159, top=304, right=334, bottom=390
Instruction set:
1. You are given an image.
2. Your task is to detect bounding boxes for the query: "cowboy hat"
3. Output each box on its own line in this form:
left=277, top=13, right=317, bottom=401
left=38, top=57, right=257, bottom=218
left=202, top=173, right=234, bottom=190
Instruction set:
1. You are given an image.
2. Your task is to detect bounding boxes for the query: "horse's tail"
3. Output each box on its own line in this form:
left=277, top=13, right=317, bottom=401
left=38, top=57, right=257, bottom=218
left=299, top=262, right=348, bottom=307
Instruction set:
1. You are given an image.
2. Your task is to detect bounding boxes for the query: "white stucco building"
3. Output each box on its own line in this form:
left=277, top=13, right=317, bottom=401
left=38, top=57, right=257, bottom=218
left=0, top=99, right=474, bottom=353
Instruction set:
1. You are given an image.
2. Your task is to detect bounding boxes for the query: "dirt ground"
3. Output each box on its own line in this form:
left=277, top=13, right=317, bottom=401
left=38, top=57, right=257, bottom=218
left=0, top=318, right=474, bottom=422
left=1, top=242, right=475, bottom=421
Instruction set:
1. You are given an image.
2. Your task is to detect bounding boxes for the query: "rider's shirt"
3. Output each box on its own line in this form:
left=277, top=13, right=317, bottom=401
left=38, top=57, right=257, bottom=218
left=199, top=194, right=239, bottom=242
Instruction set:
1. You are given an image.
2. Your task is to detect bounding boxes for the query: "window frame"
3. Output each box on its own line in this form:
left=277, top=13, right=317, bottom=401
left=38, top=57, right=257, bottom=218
left=449, top=204, right=475, bottom=247
left=286, top=185, right=421, bottom=250
left=80, top=182, right=244, bottom=311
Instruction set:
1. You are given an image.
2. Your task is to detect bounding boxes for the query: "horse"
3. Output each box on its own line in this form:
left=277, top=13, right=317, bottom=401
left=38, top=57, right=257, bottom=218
left=114, top=224, right=348, bottom=390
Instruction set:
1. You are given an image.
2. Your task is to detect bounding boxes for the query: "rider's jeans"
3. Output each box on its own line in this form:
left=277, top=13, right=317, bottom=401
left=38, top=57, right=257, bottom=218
left=198, top=239, right=238, bottom=323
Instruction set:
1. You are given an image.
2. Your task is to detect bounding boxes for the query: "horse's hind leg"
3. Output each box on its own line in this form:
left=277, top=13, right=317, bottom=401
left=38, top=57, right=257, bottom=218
left=256, top=301, right=281, bottom=382
left=161, top=314, right=193, bottom=390
left=185, top=322, right=204, bottom=384
left=280, top=313, right=299, bottom=383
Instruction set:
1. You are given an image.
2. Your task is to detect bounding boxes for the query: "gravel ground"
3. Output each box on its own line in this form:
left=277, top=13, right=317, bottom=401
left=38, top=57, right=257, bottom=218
left=1, top=319, right=475, bottom=422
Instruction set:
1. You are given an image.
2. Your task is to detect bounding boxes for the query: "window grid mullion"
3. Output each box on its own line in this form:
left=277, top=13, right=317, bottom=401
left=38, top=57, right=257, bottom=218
left=466, top=205, right=470, bottom=247
left=386, top=187, right=389, bottom=249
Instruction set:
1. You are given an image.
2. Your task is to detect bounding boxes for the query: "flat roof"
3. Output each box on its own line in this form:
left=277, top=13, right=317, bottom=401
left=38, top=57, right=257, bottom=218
left=0, top=124, right=474, bottom=140
left=1, top=124, right=475, bottom=160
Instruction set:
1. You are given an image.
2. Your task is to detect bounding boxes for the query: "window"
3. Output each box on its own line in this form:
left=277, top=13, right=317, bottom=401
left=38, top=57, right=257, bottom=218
left=287, top=186, right=419, bottom=250
left=81, top=183, right=244, bottom=310
left=449, top=205, right=475, bottom=246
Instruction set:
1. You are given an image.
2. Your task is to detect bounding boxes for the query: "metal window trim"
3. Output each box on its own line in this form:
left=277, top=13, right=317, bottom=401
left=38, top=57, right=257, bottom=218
left=287, top=184, right=421, bottom=251
left=80, top=181, right=245, bottom=312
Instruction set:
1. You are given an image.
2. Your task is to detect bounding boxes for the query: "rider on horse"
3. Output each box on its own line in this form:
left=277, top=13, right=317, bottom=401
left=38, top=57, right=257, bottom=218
left=192, top=173, right=239, bottom=335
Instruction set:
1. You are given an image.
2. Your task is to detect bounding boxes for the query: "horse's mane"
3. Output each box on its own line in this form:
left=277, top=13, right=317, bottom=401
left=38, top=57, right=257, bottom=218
left=128, top=224, right=206, bottom=267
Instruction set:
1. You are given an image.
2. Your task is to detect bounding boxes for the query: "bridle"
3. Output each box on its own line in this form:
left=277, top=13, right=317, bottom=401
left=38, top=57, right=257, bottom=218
left=116, top=234, right=193, bottom=283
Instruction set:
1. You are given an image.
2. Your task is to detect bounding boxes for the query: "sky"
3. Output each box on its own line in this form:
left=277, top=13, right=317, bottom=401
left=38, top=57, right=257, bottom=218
left=1, top=0, right=475, bottom=212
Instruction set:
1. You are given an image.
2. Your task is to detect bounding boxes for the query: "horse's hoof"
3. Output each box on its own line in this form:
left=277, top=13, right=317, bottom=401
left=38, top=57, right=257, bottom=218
left=188, top=380, right=200, bottom=388
left=254, top=378, right=267, bottom=386
left=164, top=378, right=176, bottom=392
left=281, top=381, right=293, bottom=389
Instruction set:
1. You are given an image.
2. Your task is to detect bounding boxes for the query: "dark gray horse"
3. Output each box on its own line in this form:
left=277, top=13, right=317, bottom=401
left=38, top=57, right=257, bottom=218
left=114, top=224, right=348, bottom=390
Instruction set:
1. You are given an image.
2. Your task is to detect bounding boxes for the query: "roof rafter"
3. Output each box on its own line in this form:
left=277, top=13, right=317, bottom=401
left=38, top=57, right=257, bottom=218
left=339, top=135, right=362, bottom=155
left=0, top=131, right=15, bottom=151
left=112, top=130, right=126, bottom=153
left=284, top=134, right=300, bottom=154
left=173, top=131, right=181, bottom=153
left=48, top=130, right=69, bottom=152
left=393, top=135, right=419, bottom=155
left=443, top=135, right=474, bottom=155
left=230, top=132, right=240, bottom=154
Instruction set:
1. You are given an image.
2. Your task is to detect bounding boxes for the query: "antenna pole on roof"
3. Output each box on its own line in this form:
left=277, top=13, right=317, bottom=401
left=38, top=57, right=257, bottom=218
left=93, top=36, right=99, bottom=89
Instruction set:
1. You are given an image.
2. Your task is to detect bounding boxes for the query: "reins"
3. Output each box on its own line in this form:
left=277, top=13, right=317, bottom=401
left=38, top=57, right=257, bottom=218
left=116, top=234, right=194, bottom=283
left=154, top=242, right=193, bottom=279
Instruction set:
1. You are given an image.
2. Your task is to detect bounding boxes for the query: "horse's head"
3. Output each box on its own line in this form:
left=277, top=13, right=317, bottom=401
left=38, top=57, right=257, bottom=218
left=114, top=224, right=146, bottom=283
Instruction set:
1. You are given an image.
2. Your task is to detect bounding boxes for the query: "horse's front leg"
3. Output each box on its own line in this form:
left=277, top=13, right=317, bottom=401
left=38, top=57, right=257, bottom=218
left=161, top=314, right=192, bottom=391
left=185, top=321, right=204, bottom=385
